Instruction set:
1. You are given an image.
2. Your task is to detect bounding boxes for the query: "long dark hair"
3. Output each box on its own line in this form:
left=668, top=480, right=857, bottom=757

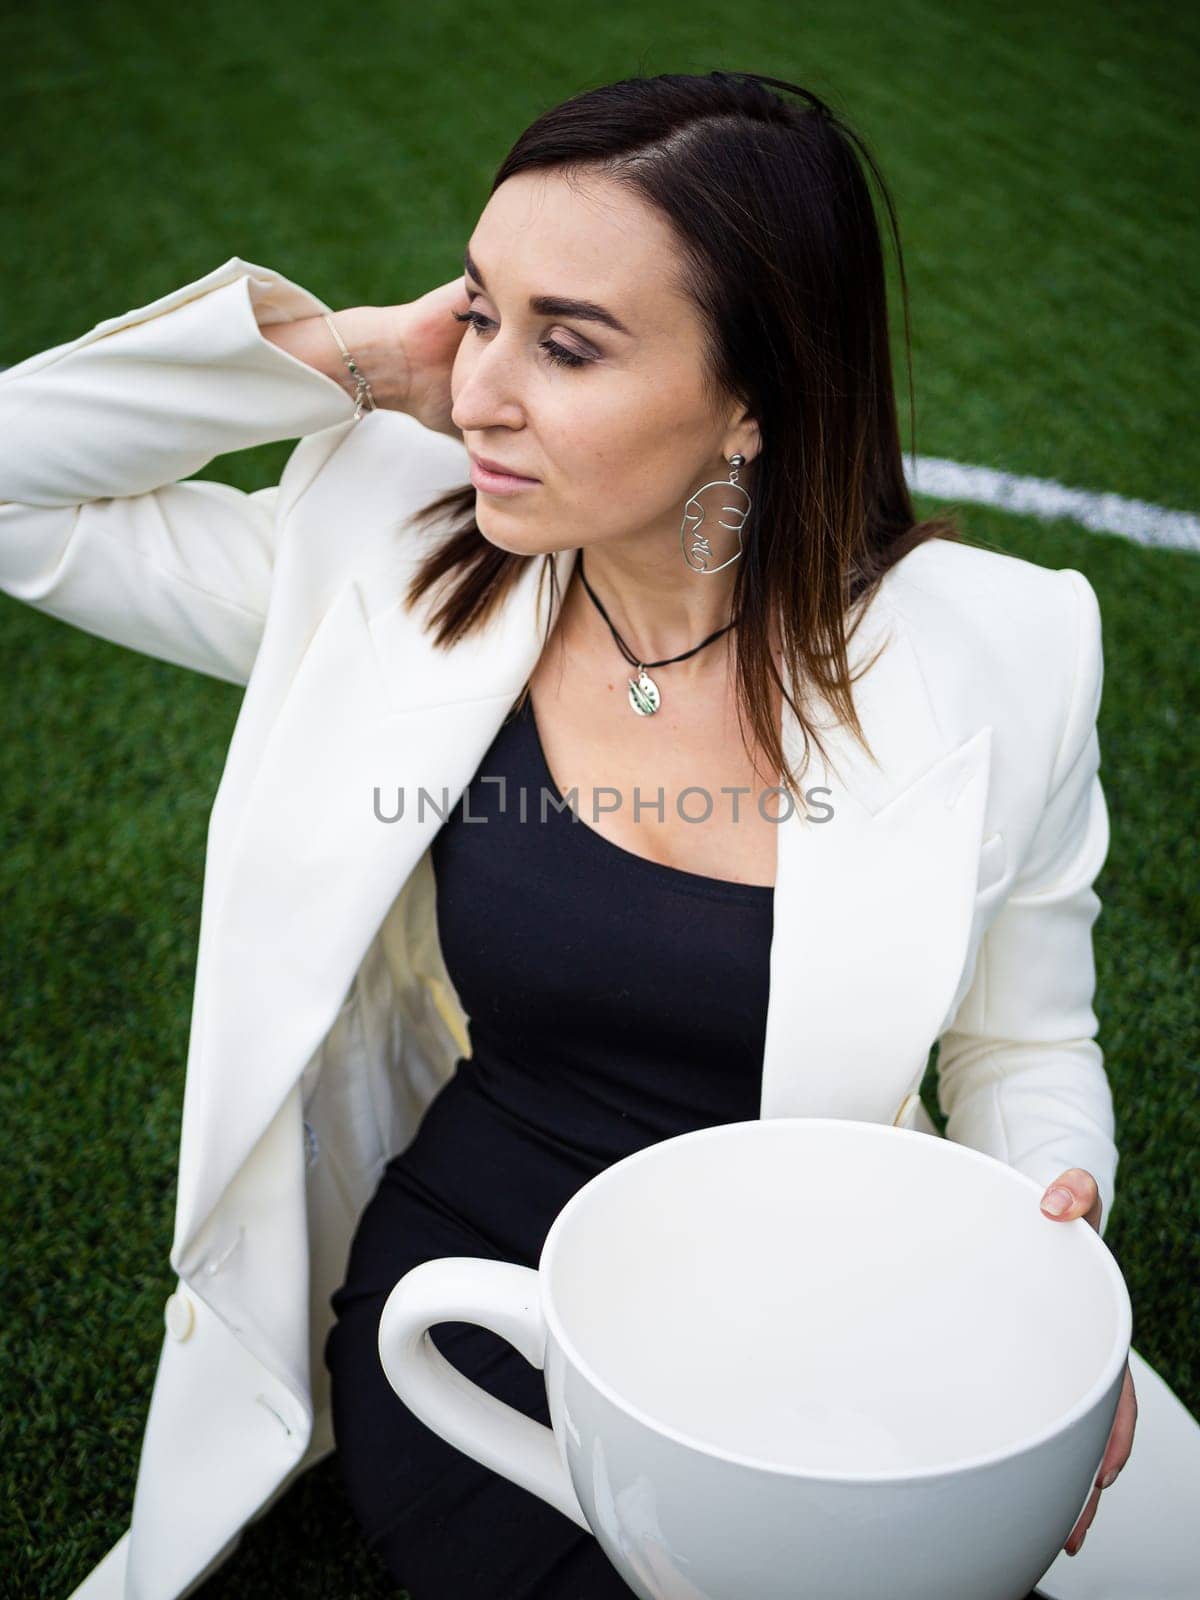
left=403, top=69, right=960, bottom=800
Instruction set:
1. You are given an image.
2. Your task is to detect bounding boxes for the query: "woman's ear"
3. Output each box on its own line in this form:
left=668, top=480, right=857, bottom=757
left=725, top=408, right=762, bottom=467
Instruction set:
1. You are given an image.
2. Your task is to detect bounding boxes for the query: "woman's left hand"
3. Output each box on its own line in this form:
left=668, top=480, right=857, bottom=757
left=1039, top=1168, right=1138, bottom=1556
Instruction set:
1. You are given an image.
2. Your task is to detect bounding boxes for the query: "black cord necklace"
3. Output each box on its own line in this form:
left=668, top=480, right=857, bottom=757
left=576, top=547, right=737, bottom=716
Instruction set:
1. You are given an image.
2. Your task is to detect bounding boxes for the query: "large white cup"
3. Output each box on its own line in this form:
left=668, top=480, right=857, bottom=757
left=377, top=1119, right=1130, bottom=1599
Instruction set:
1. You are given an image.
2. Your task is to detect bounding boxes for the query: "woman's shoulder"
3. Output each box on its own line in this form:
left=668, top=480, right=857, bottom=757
left=882, top=535, right=1101, bottom=766
left=890, top=533, right=1080, bottom=614
left=282, top=407, right=469, bottom=526
left=886, top=534, right=1092, bottom=675
left=270, top=409, right=471, bottom=602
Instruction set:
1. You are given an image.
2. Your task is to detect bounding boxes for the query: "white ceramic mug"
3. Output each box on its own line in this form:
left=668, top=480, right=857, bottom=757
left=377, top=1118, right=1131, bottom=1600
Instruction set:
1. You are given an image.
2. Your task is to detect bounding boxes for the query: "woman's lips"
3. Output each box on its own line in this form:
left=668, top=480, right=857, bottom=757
left=469, top=456, right=541, bottom=495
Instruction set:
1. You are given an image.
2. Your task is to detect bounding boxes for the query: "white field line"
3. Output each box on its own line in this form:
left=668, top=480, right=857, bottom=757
left=908, top=455, right=1200, bottom=554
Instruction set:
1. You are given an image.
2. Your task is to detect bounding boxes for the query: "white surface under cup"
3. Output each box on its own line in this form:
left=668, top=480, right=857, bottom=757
left=377, top=1118, right=1131, bottom=1600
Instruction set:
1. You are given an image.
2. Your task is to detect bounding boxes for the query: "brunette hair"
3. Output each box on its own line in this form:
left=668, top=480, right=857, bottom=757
left=403, top=69, right=961, bottom=800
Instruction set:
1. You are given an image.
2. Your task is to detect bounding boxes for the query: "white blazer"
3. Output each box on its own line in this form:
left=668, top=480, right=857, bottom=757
left=2, top=258, right=1193, bottom=1600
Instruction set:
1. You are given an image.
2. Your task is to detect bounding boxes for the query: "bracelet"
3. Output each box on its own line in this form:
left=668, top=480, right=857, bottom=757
left=322, top=313, right=378, bottom=421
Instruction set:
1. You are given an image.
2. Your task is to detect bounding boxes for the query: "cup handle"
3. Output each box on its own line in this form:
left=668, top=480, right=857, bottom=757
left=377, top=1255, right=591, bottom=1532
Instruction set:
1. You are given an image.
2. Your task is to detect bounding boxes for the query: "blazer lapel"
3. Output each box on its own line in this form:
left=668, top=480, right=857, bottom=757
left=761, top=579, right=993, bottom=1120
left=173, top=544, right=562, bottom=1257
left=173, top=540, right=991, bottom=1259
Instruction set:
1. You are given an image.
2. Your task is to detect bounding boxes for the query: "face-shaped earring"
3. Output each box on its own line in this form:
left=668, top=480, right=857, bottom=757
left=680, top=453, right=751, bottom=574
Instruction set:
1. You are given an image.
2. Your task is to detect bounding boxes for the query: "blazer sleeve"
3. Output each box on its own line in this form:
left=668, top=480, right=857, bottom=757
left=0, top=256, right=358, bottom=684
left=935, top=569, right=1119, bottom=1237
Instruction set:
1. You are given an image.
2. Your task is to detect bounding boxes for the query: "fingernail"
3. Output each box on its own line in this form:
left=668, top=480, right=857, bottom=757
left=1042, top=1187, right=1073, bottom=1216
left=1099, top=1467, right=1119, bottom=1491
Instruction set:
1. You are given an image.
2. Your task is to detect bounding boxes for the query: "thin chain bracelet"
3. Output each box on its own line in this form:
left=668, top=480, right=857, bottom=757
left=322, top=313, right=378, bottom=421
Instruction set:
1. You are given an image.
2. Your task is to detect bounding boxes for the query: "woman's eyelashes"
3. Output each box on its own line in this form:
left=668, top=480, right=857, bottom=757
left=451, top=307, right=592, bottom=369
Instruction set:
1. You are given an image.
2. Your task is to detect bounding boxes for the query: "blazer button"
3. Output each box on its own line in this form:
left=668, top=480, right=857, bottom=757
left=164, top=1290, right=195, bottom=1342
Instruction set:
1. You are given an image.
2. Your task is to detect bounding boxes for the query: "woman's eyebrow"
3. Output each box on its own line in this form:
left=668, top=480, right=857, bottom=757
left=463, top=246, right=633, bottom=337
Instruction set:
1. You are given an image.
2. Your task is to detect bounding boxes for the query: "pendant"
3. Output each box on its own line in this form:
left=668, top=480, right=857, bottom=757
left=628, top=669, right=661, bottom=716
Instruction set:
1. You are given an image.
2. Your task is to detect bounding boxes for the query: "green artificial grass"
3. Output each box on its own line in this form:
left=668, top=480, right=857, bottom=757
left=1, top=2, right=1196, bottom=1595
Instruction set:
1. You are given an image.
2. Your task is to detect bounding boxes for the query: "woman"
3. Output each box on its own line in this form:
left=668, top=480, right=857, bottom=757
left=2, top=70, right=1143, bottom=1600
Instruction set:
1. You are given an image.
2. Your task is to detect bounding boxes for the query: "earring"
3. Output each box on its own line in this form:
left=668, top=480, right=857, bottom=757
left=680, top=453, right=752, bottom=574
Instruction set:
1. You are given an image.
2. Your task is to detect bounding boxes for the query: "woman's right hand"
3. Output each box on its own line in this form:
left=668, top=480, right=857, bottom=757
left=384, top=277, right=473, bottom=440
left=262, top=276, right=471, bottom=440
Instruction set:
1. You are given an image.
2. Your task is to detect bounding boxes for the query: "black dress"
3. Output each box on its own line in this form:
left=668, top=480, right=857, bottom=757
left=324, top=690, right=774, bottom=1598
